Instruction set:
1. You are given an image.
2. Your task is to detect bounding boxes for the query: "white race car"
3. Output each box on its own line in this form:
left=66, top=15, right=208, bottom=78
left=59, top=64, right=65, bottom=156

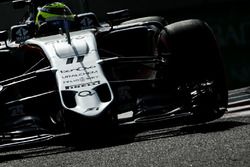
left=0, top=0, right=227, bottom=148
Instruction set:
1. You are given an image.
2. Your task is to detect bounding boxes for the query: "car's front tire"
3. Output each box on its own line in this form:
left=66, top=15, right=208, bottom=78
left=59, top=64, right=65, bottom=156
left=157, top=19, right=228, bottom=123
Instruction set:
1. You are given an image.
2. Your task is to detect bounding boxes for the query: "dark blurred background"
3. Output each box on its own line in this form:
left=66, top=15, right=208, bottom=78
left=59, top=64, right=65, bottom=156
left=0, top=0, right=249, bottom=90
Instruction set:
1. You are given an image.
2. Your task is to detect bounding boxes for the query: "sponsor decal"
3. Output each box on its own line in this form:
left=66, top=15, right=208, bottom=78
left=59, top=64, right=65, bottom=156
left=63, top=77, right=85, bottom=84
left=77, top=56, right=84, bottom=63
left=62, top=76, right=98, bottom=84
left=66, top=58, right=74, bottom=64
left=61, top=71, right=98, bottom=79
left=66, top=56, right=85, bottom=64
left=60, top=66, right=96, bottom=73
left=65, top=81, right=101, bottom=90
left=78, top=90, right=95, bottom=97
left=16, top=27, right=30, bottom=42
left=60, top=65, right=99, bottom=85
left=80, top=17, right=94, bottom=28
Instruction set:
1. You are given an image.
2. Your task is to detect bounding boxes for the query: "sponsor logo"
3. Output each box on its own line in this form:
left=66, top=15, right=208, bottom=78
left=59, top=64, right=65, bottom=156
left=16, top=27, right=28, bottom=37
left=60, top=66, right=96, bottom=73
left=63, top=77, right=85, bottom=84
left=77, top=56, right=84, bottom=63
left=62, top=72, right=98, bottom=79
left=65, top=81, right=100, bottom=90
left=66, top=56, right=85, bottom=64
left=16, top=27, right=29, bottom=42
left=62, top=76, right=98, bottom=84
left=80, top=17, right=94, bottom=28
left=66, top=58, right=74, bottom=64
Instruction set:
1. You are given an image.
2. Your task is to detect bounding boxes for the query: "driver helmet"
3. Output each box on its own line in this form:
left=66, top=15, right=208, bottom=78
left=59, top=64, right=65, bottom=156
left=35, top=2, right=75, bottom=29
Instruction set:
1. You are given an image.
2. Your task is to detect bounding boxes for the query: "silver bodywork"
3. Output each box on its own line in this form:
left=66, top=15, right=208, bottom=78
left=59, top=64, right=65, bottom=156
left=26, top=30, right=114, bottom=117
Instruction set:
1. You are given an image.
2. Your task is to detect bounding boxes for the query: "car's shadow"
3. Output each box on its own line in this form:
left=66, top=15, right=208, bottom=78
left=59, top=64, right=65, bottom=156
left=0, top=119, right=248, bottom=163
left=66, top=120, right=249, bottom=149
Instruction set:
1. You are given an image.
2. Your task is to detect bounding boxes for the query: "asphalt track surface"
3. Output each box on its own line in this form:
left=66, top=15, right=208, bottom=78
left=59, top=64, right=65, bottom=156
left=0, top=88, right=250, bottom=167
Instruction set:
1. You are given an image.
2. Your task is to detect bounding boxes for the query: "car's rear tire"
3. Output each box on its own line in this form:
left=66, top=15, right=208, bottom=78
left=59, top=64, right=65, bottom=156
left=158, top=19, right=228, bottom=123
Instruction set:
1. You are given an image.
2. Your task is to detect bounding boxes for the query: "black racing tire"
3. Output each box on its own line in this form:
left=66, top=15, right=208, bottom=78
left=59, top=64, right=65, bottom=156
left=158, top=19, right=228, bottom=123
left=121, top=16, right=167, bottom=26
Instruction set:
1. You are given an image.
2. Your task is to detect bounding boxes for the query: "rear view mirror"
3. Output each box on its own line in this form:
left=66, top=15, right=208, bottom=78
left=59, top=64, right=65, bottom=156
left=106, top=9, right=130, bottom=25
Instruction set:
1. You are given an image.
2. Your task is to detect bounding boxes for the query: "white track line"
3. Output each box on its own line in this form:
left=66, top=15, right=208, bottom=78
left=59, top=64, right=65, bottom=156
left=223, top=109, right=250, bottom=119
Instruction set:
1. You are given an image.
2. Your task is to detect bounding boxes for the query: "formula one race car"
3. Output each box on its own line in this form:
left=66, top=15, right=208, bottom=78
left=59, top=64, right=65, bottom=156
left=0, top=0, right=227, bottom=148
